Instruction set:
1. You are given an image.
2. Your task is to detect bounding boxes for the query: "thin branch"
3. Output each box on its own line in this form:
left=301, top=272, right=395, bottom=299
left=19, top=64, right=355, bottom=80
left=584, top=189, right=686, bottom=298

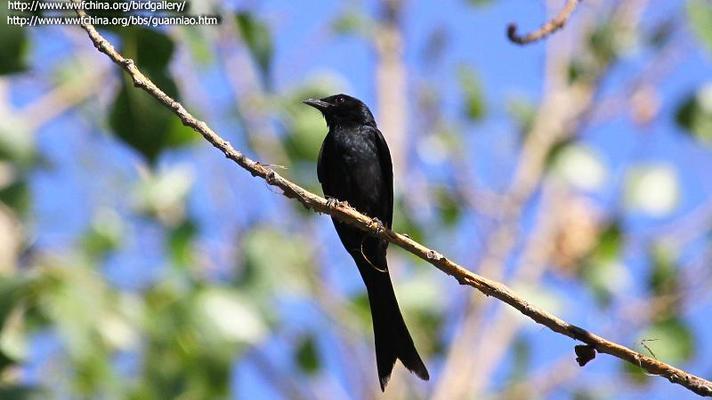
left=507, top=0, right=581, bottom=45
left=72, top=8, right=712, bottom=398
left=375, top=0, right=408, bottom=182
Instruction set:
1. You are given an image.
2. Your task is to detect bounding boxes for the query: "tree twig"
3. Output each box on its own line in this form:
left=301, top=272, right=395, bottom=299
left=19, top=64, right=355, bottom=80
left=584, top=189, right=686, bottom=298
left=507, top=0, right=581, bottom=45
left=72, top=8, right=712, bottom=398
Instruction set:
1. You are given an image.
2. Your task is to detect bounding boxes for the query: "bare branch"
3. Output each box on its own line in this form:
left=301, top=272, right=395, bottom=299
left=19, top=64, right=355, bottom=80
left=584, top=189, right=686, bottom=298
left=72, top=8, right=712, bottom=398
left=507, top=0, right=581, bottom=45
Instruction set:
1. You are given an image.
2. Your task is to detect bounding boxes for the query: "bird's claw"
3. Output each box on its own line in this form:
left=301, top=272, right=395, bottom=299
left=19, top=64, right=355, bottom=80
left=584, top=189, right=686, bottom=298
left=368, top=217, right=385, bottom=234
left=326, top=197, right=339, bottom=209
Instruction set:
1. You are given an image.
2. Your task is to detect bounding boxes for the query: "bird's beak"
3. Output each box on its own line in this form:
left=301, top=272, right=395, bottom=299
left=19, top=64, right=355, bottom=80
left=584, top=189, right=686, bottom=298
left=303, top=98, right=331, bottom=111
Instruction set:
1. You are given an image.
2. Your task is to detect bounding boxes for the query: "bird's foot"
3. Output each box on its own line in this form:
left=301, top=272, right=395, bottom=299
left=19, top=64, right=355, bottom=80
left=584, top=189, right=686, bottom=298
left=325, top=197, right=339, bottom=209
left=368, top=217, right=386, bottom=235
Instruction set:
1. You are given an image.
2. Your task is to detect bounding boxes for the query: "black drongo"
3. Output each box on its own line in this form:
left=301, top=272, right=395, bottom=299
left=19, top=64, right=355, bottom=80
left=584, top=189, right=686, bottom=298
left=303, top=94, right=429, bottom=390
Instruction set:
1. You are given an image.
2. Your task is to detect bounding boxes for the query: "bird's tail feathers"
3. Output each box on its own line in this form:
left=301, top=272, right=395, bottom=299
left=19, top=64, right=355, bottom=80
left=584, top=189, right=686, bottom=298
left=359, top=259, right=429, bottom=391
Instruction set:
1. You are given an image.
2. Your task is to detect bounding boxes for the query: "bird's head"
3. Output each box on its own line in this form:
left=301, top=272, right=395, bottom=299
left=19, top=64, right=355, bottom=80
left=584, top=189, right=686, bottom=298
left=303, top=94, right=376, bottom=128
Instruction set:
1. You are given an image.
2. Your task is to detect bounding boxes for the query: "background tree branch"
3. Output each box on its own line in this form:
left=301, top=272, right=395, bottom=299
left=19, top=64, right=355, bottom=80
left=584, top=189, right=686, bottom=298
left=507, top=0, right=581, bottom=45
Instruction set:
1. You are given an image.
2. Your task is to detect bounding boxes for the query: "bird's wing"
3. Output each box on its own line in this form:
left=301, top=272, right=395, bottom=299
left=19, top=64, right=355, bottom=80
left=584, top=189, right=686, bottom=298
left=317, top=134, right=330, bottom=185
left=369, top=126, right=394, bottom=229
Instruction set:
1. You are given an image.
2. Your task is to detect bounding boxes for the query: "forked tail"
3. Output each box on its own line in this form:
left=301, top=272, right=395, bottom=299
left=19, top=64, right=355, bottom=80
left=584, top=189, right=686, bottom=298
left=359, top=258, right=429, bottom=391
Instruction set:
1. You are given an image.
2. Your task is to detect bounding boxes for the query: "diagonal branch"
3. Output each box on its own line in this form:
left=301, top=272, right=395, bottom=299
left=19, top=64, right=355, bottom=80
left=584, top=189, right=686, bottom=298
left=72, top=8, right=712, bottom=398
left=507, top=0, right=581, bottom=45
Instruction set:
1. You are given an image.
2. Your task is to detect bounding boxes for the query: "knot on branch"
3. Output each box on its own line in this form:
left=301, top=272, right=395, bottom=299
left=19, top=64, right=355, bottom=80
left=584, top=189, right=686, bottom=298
left=250, top=161, right=263, bottom=177
left=265, top=169, right=278, bottom=185
left=426, top=250, right=443, bottom=261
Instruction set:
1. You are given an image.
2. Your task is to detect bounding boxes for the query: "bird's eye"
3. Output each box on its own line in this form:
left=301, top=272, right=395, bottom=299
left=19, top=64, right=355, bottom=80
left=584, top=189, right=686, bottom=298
left=336, top=96, right=345, bottom=104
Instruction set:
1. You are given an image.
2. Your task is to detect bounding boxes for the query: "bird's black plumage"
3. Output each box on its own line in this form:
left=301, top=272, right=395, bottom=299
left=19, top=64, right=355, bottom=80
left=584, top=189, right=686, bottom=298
left=304, top=94, right=429, bottom=390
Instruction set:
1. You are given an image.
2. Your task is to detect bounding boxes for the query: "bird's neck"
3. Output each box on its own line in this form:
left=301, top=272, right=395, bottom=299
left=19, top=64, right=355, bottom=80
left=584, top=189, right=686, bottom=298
left=326, top=117, right=376, bottom=131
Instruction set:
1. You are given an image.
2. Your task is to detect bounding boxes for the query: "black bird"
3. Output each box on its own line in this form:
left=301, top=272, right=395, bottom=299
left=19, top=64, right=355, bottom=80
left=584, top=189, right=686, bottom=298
left=304, top=94, right=429, bottom=390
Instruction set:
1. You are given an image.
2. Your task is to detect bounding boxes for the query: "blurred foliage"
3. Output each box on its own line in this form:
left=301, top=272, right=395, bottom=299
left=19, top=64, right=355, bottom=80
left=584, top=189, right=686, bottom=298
left=109, top=28, right=196, bottom=164
left=506, top=95, right=536, bottom=137
left=466, top=0, right=494, bottom=7
left=457, top=65, right=486, bottom=122
left=236, top=226, right=312, bottom=300
left=0, top=5, right=27, bottom=75
left=294, top=334, right=320, bottom=375
left=331, top=9, right=374, bottom=37
left=551, top=144, right=607, bottom=192
left=676, top=84, right=712, bottom=144
left=580, top=222, right=624, bottom=307
left=236, top=12, right=274, bottom=87
left=624, top=164, right=679, bottom=217
left=687, top=0, right=712, bottom=55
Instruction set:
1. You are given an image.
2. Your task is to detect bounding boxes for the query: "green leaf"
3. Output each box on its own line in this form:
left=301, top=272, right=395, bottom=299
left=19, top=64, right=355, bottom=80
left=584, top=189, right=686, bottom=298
left=592, top=223, right=622, bottom=260
left=648, top=245, right=678, bottom=296
left=0, top=122, right=35, bottom=166
left=509, top=336, right=531, bottom=381
left=183, top=28, right=215, bottom=66
left=623, top=357, right=649, bottom=385
left=589, top=21, right=619, bottom=64
left=81, top=209, right=124, bottom=260
left=168, top=219, right=197, bottom=267
left=647, top=244, right=680, bottom=319
left=193, top=287, right=266, bottom=345
left=639, top=318, right=694, bottom=364
left=295, top=335, right=320, bottom=375
left=581, top=223, right=628, bottom=306
left=284, top=108, right=326, bottom=164
left=392, top=198, right=425, bottom=244
left=282, top=81, right=342, bottom=168
left=0, top=178, right=30, bottom=216
left=506, top=95, right=536, bottom=136
left=348, top=292, right=372, bottom=328
left=133, top=28, right=175, bottom=70
left=236, top=12, right=273, bottom=85
left=0, top=5, right=28, bottom=75
left=0, top=276, right=31, bottom=330
left=237, top=227, right=312, bottom=297
left=35, top=266, right=110, bottom=360
left=675, top=85, right=712, bottom=144
left=0, top=385, right=44, bottom=400
left=108, top=29, right=195, bottom=164
left=0, top=349, right=16, bottom=374
left=133, top=164, right=194, bottom=223
left=434, top=186, right=461, bottom=227
left=331, top=10, right=371, bottom=36
left=567, top=60, right=589, bottom=84
left=687, top=0, right=712, bottom=54
left=396, top=274, right=444, bottom=355
left=457, top=65, right=486, bottom=121
left=467, top=0, right=494, bottom=7
left=109, top=78, right=193, bottom=164
left=543, top=137, right=575, bottom=170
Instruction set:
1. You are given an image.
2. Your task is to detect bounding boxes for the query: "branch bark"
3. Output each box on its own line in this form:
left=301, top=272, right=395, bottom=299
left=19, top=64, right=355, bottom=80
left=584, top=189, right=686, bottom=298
left=73, top=8, right=712, bottom=398
left=507, top=0, right=581, bottom=45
